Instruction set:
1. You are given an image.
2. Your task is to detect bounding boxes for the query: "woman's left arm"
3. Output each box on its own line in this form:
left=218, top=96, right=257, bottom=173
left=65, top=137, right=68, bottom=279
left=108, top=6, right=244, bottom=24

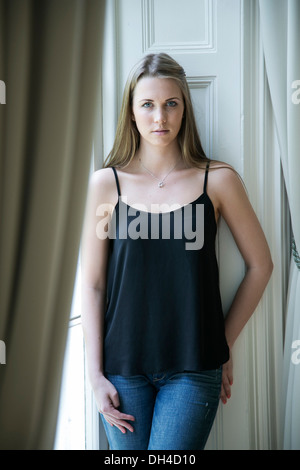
left=212, top=167, right=274, bottom=404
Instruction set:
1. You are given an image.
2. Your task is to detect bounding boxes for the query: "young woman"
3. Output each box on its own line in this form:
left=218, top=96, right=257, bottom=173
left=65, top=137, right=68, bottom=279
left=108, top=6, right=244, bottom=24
left=81, top=53, right=273, bottom=450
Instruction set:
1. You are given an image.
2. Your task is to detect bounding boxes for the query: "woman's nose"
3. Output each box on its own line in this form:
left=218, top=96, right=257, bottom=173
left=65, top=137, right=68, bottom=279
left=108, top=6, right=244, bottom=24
left=154, top=107, right=167, bottom=124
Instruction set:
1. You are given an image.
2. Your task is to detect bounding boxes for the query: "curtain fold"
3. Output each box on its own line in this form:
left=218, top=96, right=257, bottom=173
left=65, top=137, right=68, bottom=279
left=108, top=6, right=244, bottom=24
left=259, top=0, right=300, bottom=450
left=0, top=0, right=105, bottom=449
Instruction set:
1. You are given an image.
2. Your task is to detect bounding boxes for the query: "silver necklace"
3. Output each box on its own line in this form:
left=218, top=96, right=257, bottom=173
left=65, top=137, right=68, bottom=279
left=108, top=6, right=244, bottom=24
left=139, top=158, right=179, bottom=188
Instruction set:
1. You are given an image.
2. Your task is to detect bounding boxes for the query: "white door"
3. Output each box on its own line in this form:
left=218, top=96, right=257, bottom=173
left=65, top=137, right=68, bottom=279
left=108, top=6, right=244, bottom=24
left=100, top=0, right=262, bottom=450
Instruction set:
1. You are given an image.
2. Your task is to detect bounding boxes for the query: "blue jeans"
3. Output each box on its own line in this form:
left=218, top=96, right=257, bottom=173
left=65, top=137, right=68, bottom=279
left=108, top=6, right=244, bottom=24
left=101, top=368, right=222, bottom=450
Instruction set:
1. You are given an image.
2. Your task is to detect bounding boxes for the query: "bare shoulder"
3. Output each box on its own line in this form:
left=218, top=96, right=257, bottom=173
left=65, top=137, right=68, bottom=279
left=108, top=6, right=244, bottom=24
left=89, top=167, right=115, bottom=188
left=206, top=160, right=248, bottom=217
left=88, top=167, right=118, bottom=205
left=209, top=160, right=239, bottom=179
left=208, top=160, right=244, bottom=193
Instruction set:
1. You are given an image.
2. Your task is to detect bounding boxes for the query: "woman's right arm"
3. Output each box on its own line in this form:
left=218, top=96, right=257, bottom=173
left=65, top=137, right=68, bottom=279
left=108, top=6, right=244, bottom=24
left=81, top=169, right=135, bottom=434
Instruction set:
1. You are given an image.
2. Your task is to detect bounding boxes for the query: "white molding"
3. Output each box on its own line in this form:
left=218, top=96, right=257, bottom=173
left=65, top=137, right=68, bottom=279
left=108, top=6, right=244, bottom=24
left=142, top=0, right=216, bottom=54
left=187, top=76, right=216, bottom=158
left=243, top=0, right=268, bottom=449
left=242, top=0, right=288, bottom=450
left=100, top=0, right=119, bottom=167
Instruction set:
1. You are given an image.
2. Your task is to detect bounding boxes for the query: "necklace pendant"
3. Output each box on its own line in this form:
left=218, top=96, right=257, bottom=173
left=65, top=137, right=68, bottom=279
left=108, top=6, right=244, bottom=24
left=158, top=181, right=165, bottom=188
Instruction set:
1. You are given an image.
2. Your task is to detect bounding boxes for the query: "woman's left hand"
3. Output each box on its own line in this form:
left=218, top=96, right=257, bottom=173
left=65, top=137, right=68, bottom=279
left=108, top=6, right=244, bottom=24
left=220, top=353, right=233, bottom=404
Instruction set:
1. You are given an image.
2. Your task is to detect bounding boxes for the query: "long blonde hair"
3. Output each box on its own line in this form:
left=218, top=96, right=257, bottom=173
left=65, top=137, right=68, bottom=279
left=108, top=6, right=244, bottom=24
left=103, top=53, right=210, bottom=169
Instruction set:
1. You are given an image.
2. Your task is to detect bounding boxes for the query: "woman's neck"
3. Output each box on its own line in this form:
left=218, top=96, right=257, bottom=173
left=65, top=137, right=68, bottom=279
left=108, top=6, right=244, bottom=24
left=135, top=142, right=183, bottom=174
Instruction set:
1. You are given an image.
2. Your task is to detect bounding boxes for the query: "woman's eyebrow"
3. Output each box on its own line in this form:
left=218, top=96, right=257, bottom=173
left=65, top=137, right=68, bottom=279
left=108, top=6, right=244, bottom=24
left=138, top=96, right=181, bottom=102
left=166, top=96, right=181, bottom=101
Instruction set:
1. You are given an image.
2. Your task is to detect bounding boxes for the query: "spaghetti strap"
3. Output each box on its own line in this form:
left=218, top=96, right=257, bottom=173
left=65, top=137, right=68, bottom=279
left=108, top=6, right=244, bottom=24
left=203, top=161, right=210, bottom=193
left=112, top=167, right=121, bottom=196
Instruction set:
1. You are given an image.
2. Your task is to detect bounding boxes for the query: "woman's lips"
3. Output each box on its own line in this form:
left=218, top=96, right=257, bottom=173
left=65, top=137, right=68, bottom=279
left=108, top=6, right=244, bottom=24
left=152, top=130, right=169, bottom=135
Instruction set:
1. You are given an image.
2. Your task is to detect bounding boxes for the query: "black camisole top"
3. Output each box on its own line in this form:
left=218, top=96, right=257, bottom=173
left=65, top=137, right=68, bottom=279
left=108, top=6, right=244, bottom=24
left=104, top=164, right=229, bottom=376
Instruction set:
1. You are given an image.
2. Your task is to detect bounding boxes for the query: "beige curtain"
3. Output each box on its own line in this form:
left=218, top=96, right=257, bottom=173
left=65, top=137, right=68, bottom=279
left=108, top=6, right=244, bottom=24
left=259, top=0, right=300, bottom=450
left=0, top=0, right=105, bottom=449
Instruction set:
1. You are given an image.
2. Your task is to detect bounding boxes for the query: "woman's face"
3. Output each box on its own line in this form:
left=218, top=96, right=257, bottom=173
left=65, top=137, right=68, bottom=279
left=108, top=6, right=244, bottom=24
left=132, top=76, right=185, bottom=150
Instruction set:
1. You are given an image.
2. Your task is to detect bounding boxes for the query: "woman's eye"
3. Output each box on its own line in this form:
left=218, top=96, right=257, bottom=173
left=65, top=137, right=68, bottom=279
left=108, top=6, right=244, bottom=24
left=141, top=101, right=177, bottom=108
left=167, top=101, right=177, bottom=107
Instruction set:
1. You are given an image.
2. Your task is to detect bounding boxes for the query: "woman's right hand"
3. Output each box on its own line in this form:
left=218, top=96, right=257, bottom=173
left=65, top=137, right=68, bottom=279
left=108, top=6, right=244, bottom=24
left=94, top=375, right=135, bottom=434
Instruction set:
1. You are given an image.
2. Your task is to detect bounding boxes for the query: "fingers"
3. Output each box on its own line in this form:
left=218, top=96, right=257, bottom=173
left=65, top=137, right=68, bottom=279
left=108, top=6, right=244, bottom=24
left=104, top=410, right=135, bottom=434
left=110, top=389, right=120, bottom=409
left=95, top=378, right=136, bottom=434
left=220, top=381, right=232, bottom=404
left=220, top=364, right=233, bottom=404
left=101, top=400, right=135, bottom=434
